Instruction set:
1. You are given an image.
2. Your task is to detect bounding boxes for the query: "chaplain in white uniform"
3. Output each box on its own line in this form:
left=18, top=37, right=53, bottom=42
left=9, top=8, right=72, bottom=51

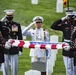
left=22, top=16, right=51, bottom=75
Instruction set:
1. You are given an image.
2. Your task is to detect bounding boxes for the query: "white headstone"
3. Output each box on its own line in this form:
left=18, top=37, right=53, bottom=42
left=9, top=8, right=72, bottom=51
left=21, top=26, right=26, bottom=40
left=50, top=35, right=58, bottom=54
left=46, top=35, right=58, bottom=75
left=25, top=70, right=41, bottom=75
left=56, top=0, right=63, bottom=13
left=31, top=0, right=38, bottom=4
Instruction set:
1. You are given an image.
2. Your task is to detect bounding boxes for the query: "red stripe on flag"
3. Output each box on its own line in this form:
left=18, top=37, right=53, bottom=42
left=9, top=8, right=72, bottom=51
left=40, top=44, right=46, bottom=49
left=18, top=40, right=25, bottom=48
left=62, top=44, right=66, bottom=48
left=51, top=44, right=57, bottom=49
left=29, top=44, right=35, bottom=48
left=10, top=40, right=15, bottom=44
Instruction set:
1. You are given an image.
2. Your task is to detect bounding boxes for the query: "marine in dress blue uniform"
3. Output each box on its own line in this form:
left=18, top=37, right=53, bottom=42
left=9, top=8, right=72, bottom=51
left=0, top=10, right=23, bottom=75
left=50, top=9, right=76, bottom=75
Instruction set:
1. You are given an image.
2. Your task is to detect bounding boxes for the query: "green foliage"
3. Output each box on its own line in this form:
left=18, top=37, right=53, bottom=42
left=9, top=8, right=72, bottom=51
left=0, top=0, right=76, bottom=75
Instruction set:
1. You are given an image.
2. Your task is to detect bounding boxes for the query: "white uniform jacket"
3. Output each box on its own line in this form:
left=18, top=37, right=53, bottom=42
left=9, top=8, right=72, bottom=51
left=22, top=28, right=51, bottom=59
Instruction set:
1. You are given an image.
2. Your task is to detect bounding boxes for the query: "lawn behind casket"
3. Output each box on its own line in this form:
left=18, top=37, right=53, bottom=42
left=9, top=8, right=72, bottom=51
left=0, top=0, right=76, bottom=75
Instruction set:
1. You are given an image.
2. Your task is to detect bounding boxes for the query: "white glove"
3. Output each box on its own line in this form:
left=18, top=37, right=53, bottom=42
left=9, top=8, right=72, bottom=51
left=46, top=49, right=51, bottom=59
left=61, top=16, right=67, bottom=21
left=63, top=46, right=70, bottom=51
left=63, top=42, right=70, bottom=51
left=18, top=51, right=22, bottom=56
left=4, top=39, right=13, bottom=49
left=5, top=41, right=11, bottom=49
left=1, top=15, right=6, bottom=21
left=7, top=39, right=13, bottom=43
left=22, top=21, right=36, bottom=35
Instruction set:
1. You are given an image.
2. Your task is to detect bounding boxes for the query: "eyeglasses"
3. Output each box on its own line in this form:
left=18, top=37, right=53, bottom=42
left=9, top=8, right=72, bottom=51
left=36, top=22, right=42, bottom=23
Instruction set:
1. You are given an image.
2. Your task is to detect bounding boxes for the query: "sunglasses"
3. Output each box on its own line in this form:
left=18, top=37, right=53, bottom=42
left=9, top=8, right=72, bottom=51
left=7, top=15, right=13, bottom=17
left=36, top=22, right=42, bottom=23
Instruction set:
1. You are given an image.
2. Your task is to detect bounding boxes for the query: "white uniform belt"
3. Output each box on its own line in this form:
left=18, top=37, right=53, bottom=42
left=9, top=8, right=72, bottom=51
left=64, top=39, right=71, bottom=42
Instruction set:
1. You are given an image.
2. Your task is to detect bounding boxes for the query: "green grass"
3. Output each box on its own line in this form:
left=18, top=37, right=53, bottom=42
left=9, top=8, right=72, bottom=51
left=0, top=0, right=76, bottom=75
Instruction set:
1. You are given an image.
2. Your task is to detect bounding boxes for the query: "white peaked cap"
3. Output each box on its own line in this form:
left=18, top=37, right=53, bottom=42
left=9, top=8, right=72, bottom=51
left=64, top=7, right=74, bottom=12
left=33, top=16, right=44, bottom=22
left=4, top=9, right=15, bottom=15
left=66, top=13, right=74, bottom=16
left=73, top=12, right=76, bottom=16
left=64, top=7, right=74, bottom=15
